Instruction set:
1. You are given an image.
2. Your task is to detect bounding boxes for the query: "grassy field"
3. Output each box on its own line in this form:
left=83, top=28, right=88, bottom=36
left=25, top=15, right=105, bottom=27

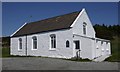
left=2, top=48, right=34, bottom=57
left=2, top=47, right=10, bottom=57
left=2, top=36, right=120, bottom=62
left=105, top=36, right=120, bottom=62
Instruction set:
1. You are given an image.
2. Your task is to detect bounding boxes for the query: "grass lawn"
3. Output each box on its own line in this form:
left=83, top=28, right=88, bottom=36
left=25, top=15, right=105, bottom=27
left=2, top=47, right=10, bottom=57
left=2, top=47, right=34, bottom=57
left=105, top=36, right=120, bottom=62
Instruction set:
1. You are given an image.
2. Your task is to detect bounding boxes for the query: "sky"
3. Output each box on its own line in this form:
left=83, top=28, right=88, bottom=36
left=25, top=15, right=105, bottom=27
left=2, top=2, right=118, bottom=36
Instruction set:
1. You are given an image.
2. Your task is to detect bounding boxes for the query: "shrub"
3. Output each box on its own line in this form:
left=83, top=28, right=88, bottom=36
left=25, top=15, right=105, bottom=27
left=70, top=57, right=91, bottom=62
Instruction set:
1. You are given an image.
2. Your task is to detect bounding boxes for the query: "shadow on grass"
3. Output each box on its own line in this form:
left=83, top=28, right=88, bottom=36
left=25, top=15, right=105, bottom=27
left=63, top=57, right=92, bottom=62
left=104, top=54, right=120, bottom=62
left=2, top=48, right=36, bottom=58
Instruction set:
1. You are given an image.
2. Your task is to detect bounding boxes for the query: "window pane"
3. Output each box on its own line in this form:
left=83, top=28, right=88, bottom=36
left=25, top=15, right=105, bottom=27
left=51, top=39, right=54, bottom=48
left=20, top=42, right=22, bottom=49
left=83, top=23, right=86, bottom=35
left=54, top=39, right=56, bottom=48
left=32, top=36, right=37, bottom=49
left=50, top=34, right=56, bottom=48
left=66, top=40, right=69, bottom=47
left=19, top=38, right=22, bottom=49
left=101, top=41, right=103, bottom=45
left=34, top=40, right=37, bottom=49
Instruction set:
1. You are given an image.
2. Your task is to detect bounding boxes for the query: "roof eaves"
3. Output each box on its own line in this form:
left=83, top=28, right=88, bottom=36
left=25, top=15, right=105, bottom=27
left=70, top=8, right=85, bottom=27
left=10, top=22, right=28, bottom=37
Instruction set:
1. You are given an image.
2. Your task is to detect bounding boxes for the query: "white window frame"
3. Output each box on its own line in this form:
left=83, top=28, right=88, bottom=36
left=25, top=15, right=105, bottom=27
left=83, top=22, right=87, bottom=35
left=32, top=36, right=38, bottom=50
left=66, top=40, right=70, bottom=48
left=18, top=38, right=22, bottom=50
left=49, top=34, right=56, bottom=50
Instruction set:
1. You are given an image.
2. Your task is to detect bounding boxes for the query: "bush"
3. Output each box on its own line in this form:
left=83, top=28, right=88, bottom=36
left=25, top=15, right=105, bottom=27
left=70, top=57, right=91, bottom=62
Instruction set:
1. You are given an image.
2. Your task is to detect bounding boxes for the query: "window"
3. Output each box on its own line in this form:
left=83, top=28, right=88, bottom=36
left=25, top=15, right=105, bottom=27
left=50, top=34, right=56, bottom=48
left=66, top=40, right=70, bottom=48
left=19, top=38, right=22, bottom=50
left=96, top=40, right=99, bottom=49
left=101, top=41, right=103, bottom=45
left=106, top=42, right=108, bottom=44
left=83, top=22, right=87, bottom=35
left=32, top=36, right=37, bottom=49
left=96, top=40, right=98, bottom=43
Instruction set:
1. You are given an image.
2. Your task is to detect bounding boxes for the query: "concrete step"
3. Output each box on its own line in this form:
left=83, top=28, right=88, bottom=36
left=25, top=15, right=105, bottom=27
left=93, top=55, right=109, bottom=62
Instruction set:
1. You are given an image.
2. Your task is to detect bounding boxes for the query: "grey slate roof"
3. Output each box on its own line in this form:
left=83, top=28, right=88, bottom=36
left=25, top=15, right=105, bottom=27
left=12, top=11, right=80, bottom=37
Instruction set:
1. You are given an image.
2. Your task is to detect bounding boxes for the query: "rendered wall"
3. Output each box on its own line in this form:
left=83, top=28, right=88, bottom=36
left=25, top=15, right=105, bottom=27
left=72, top=9, right=95, bottom=38
left=11, top=36, right=26, bottom=56
left=73, top=35, right=94, bottom=60
left=95, top=39, right=111, bottom=58
left=11, top=29, right=74, bottom=59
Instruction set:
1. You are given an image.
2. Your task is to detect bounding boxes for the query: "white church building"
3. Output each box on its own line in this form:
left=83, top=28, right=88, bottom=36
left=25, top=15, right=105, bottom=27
left=10, top=8, right=111, bottom=61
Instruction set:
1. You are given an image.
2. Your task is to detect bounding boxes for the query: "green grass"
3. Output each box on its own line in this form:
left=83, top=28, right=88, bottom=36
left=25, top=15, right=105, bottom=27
left=2, top=47, right=35, bottom=57
left=105, top=36, right=120, bottom=62
left=2, top=47, right=10, bottom=57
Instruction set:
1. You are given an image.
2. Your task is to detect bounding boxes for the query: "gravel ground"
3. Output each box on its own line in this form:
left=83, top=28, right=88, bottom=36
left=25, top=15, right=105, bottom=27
left=2, top=57, right=119, bottom=70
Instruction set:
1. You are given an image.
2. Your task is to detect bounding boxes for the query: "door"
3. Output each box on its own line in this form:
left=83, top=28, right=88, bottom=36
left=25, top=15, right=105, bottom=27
left=74, top=40, right=80, bottom=58
left=74, top=41, right=80, bottom=49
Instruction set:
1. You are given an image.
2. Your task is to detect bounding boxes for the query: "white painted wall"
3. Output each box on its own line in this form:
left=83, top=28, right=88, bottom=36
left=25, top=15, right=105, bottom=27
left=10, top=8, right=111, bottom=61
left=71, top=9, right=95, bottom=38
left=11, top=36, right=26, bottom=56
left=95, top=39, right=111, bottom=58
left=71, top=9, right=96, bottom=60
left=73, top=35, right=94, bottom=60
left=11, top=29, right=74, bottom=58
left=95, top=40, right=102, bottom=58
left=71, top=9, right=111, bottom=60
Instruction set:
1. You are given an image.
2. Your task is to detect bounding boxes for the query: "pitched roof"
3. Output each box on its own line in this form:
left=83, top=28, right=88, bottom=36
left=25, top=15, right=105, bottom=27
left=12, top=11, right=81, bottom=37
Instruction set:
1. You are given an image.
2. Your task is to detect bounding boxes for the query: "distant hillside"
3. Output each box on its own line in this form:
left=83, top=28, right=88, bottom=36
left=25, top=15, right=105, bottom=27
left=93, top=24, right=120, bottom=40
left=1, top=36, right=10, bottom=48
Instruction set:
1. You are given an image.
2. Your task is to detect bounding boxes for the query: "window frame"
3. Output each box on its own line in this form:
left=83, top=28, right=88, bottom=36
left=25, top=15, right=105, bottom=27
left=32, top=36, right=37, bottom=50
left=18, top=38, right=22, bottom=50
left=66, top=40, right=70, bottom=48
left=83, top=22, right=87, bottom=35
left=50, top=34, right=56, bottom=50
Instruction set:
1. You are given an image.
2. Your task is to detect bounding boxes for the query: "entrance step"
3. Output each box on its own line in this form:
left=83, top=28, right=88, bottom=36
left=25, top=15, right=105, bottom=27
left=93, top=55, right=110, bottom=62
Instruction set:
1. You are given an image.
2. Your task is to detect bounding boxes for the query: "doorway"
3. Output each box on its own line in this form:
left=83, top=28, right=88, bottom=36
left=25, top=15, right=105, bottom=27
left=74, top=40, right=80, bottom=58
left=74, top=41, right=80, bottom=49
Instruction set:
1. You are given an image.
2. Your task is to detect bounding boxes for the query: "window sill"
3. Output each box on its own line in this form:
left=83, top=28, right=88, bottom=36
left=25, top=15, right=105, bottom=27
left=18, top=50, right=22, bottom=52
left=49, top=48, right=56, bottom=51
left=32, top=49, right=37, bottom=50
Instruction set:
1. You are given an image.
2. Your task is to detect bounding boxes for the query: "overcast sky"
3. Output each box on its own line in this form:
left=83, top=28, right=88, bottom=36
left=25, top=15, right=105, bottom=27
left=2, top=2, right=118, bottom=36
